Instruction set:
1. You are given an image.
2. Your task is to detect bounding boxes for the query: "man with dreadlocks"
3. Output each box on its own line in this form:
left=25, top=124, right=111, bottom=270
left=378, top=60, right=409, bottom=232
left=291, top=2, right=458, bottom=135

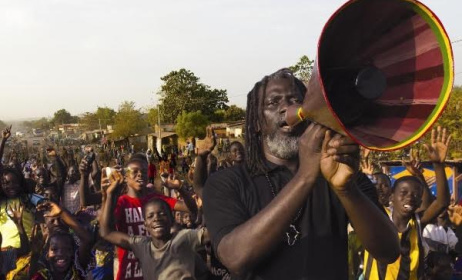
left=202, top=68, right=400, bottom=280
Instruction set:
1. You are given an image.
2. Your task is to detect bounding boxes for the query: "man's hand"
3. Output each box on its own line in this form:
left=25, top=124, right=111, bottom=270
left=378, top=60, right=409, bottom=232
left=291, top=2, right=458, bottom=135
left=7, top=202, right=24, bottom=225
left=2, top=125, right=12, bottom=140
left=79, top=159, right=90, bottom=176
left=424, top=126, right=451, bottom=164
left=360, top=148, right=374, bottom=175
left=448, top=204, right=462, bottom=226
left=104, top=169, right=124, bottom=196
left=198, top=128, right=217, bottom=157
left=37, top=201, right=63, bottom=218
left=165, top=175, right=182, bottom=190
left=297, top=123, right=328, bottom=179
left=30, top=223, right=45, bottom=254
left=402, top=147, right=423, bottom=177
left=320, top=131, right=359, bottom=191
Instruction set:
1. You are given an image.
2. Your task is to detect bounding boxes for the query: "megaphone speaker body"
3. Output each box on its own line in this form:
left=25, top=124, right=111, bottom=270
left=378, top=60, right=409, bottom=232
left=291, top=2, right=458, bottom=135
left=287, top=0, right=454, bottom=151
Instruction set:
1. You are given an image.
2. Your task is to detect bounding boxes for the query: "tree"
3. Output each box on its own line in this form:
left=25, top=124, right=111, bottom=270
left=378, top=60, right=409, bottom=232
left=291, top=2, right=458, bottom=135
left=289, top=55, right=314, bottom=83
left=52, top=109, right=78, bottom=126
left=79, top=107, right=116, bottom=131
left=158, top=69, right=229, bottom=123
left=211, top=109, right=226, bottom=123
left=112, top=101, right=147, bottom=140
left=79, top=112, right=98, bottom=130
left=147, top=107, right=160, bottom=128
left=224, top=105, right=246, bottom=122
left=435, top=85, right=462, bottom=159
left=23, top=118, right=52, bottom=130
left=175, top=111, right=209, bottom=141
left=95, top=107, right=116, bottom=128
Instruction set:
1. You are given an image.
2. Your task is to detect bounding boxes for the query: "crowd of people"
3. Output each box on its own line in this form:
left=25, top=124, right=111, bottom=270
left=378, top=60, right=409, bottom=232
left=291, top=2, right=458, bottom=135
left=0, top=69, right=461, bottom=280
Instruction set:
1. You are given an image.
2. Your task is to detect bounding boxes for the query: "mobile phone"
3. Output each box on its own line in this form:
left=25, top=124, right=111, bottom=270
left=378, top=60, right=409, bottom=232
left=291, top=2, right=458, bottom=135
left=84, top=151, right=95, bottom=166
left=105, top=167, right=114, bottom=179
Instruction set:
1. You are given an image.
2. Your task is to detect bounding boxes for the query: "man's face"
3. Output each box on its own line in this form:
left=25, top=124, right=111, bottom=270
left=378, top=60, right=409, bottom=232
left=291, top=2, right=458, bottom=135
left=230, top=143, right=245, bottom=164
left=260, top=78, right=306, bottom=159
left=391, top=179, right=423, bottom=218
left=67, top=166, right=80, bottom=183
left=47, top=235, right=73, bottom=273
left=34, top=168, right=49, bottom=187
left=45, top=214, right=67, bottom=233
left=174, top=211, right=182, bottom=224
left=125, top=161, right=148, bottom=192
left=1, top=173, right=21, bottom=198
left=373, top=174, right=392, bottom=207
left=44, top=188, right=59, bottom=203
left=144, top=202, right=173, bottom=240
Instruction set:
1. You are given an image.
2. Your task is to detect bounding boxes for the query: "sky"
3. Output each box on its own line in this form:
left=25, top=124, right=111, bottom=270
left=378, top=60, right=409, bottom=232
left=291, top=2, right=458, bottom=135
left=0, top=0, right=461, bottom=121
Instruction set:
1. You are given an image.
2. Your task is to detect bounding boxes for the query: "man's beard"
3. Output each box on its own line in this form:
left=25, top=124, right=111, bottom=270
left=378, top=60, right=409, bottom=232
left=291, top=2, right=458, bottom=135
left=265, top=133, right=299, bottom=160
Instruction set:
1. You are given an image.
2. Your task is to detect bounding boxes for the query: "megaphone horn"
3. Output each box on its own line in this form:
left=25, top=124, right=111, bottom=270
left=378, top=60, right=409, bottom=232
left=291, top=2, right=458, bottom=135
left=287, top=0, right=454, bottom=151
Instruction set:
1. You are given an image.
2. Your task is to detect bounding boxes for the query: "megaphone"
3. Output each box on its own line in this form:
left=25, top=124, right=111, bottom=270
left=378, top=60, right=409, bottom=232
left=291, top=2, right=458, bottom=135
left=286, top=0, right=454, bottom=151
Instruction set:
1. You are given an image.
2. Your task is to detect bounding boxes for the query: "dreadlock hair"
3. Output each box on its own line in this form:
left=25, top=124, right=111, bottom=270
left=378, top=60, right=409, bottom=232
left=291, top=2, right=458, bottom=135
left=245, top=68, right=307, bottom=176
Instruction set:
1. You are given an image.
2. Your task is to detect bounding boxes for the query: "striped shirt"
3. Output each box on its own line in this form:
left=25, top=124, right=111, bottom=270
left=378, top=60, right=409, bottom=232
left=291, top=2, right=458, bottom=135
left=363, top=212, right=424, bottom=280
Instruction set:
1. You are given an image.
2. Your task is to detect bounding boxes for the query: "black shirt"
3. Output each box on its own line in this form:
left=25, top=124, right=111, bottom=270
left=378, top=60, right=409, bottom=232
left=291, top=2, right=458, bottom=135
left=203, top=162, right=380, bottom=280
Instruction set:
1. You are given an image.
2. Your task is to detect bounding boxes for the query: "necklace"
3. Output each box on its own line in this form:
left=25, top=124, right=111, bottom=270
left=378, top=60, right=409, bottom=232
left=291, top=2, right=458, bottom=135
left=264, top=174, right=303, bottom=246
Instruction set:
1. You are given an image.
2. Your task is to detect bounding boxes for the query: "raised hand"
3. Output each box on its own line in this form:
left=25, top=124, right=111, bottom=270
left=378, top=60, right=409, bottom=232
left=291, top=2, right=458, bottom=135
left=320, top=131, right=360, bottom=191
left=79, top=158, right=90, bottom=176
left=2, top=125, right=12, bottom=140
left=360, top=148, right=374, bottom=175
left=37, top=201, right=62, bottom=218
left=198, top=128, right=217, bottom=156
left=104, top=169, right=124, bottom=196
left=423, top=126, right=451, bottom=163
left=402, top=147, right=423, bottom=177
left=165, top=174, right=182, bottom=190
left=7, top=202, right=24, bottom=225
left=448, top=204, right=462, bottom=226
left=30, top=223, right=45, bottom=253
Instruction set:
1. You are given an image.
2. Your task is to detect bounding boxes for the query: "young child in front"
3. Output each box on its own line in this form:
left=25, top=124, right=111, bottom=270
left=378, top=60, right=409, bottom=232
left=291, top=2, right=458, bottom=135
left=99, top=170, right=206, bottom=279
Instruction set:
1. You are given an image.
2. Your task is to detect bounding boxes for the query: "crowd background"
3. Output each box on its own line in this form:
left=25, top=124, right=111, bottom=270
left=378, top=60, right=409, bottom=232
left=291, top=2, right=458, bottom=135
left=0, top=121, right=461, bottom=280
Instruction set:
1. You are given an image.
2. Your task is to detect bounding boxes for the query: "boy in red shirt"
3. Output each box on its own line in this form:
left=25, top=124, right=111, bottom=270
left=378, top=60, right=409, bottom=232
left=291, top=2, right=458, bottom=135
left=107, top=154, right=197, bottom=280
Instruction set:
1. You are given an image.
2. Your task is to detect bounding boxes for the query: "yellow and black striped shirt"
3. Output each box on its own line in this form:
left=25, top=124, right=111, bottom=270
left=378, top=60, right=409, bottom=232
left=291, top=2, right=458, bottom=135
left=363, top=213, right=424, bottom=280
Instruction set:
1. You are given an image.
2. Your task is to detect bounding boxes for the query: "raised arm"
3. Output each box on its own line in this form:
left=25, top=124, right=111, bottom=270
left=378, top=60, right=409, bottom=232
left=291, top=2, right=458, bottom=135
left=0, top=125, right=12, bottom=164
left=193, top=129, right=216, bottom=198
left=154, top=147, right=162, bottom=161
left=91, top=159, right=102, bottom=191
left=402, top=148, right=434, bottom=213
left=420, top=126, right=451, bottom=225
left=98, top=171, right=131, bottom=249
left=7, top=202, right=30, bottom=257
left=46, top=148, right=66, bottom=199
left=165, top=175, right=198, bottom=215
left=78, top=159, right=102, bottom=206
left=320, top=132, right=399, bottom=265
left=37, top=201, right=93, bottom=268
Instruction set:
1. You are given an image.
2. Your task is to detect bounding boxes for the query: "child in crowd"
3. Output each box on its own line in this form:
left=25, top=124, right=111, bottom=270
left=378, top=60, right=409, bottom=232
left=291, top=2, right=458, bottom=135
left=31, top=201, right=93, bottom=280
left=363, top=127, right=452, bottom=280
left=100, top=195, right=207, bottom=279
left=98, top=154, right=197, bottom=280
